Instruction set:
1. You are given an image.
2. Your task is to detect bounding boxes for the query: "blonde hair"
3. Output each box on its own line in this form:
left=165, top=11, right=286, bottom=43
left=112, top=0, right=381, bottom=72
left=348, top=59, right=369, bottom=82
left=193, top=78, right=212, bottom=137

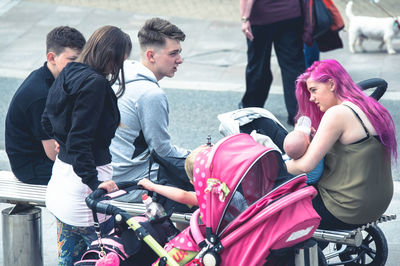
left=185, top=145, right=210, bottom=181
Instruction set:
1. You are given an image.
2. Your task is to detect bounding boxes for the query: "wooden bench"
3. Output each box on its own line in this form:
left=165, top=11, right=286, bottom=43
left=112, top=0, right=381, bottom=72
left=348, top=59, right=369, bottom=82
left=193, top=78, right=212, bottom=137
left=0, top=171, right=396, bottom=247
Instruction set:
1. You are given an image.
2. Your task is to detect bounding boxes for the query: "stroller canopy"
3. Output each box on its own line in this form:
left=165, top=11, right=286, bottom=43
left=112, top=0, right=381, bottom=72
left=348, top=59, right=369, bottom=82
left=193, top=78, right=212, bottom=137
left=193, top=133, right=291, bottom=235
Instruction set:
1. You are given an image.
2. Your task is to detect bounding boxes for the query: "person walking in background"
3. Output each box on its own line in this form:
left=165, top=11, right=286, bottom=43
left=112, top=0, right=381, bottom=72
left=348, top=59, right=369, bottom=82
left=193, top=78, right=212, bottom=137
left=41, top=26, right=132, bottom=265
left=239, top=0, right=305, bottom=126
left=5, top=26, right=85, bottom=185
left=110, top=18, right=190, bottom=203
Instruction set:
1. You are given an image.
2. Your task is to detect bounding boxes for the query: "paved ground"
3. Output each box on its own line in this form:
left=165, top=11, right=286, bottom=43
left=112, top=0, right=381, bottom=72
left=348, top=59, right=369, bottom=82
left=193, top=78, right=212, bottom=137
left=24, top=0, right=400, bottom=23
left=0, top=0, right=399, bottom=265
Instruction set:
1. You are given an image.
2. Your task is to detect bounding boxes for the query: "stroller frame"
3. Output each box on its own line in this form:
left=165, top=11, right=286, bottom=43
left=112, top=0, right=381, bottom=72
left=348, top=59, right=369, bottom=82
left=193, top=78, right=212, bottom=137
left=85, top=187, right=396, bottom=266
left=315, top=214, right=396, bottom=265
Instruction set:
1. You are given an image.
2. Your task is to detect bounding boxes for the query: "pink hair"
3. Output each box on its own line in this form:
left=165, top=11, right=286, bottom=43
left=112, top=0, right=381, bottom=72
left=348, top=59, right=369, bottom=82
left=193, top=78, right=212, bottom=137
left=295, top=59, right=397, bottom=160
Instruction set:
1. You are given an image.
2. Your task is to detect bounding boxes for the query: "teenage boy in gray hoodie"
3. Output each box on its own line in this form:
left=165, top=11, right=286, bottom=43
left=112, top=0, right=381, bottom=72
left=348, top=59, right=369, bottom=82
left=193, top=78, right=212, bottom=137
left=110, top=18, right=189, bottom=202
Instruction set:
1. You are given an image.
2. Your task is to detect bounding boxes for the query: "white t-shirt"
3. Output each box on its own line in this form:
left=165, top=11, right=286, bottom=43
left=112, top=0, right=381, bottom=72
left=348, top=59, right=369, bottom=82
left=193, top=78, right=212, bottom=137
left=46, top=157, right=112, bottom=227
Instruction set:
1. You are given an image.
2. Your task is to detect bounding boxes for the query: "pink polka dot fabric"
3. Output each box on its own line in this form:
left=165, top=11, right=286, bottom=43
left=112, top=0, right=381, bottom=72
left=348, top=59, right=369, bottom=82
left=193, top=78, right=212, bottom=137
left=168, top=226, right=200, bottom=252
left=192, top=147, right=212, bottom=221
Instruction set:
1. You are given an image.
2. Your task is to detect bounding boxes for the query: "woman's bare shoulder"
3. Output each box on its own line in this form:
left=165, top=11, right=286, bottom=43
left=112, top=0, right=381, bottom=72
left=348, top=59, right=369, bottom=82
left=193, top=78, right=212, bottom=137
left=323, top=104, right=353, bottom=121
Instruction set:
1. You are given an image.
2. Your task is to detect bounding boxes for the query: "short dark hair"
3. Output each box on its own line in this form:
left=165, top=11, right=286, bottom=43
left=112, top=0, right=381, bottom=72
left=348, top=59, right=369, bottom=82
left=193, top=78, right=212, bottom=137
left=138, top=18, right=185, bottom=50
left=46, top=26, right=86, bottom=55
left=77, top=25, right=132, bottom=98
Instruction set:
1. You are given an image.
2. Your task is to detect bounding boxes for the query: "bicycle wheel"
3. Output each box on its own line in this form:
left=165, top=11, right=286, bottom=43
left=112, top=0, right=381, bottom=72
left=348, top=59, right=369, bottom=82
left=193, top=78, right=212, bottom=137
left=338, top=226, right=388, bottom=266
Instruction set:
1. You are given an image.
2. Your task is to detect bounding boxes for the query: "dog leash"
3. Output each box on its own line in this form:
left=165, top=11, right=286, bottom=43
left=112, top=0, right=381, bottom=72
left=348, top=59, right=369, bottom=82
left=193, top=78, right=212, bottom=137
left=371, top=0, right=400, bottom=29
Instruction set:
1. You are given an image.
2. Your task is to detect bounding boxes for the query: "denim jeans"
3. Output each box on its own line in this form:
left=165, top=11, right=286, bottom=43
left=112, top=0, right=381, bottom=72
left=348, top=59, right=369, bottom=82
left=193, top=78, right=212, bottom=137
left=56, top=217, right=114, bottom=265
left=304, top=41, right=320, bottom=68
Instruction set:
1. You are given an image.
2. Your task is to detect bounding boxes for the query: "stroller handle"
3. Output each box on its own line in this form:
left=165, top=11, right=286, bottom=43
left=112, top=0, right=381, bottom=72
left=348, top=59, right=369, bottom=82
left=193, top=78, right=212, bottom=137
left=357, top=78, right=387, bottom=101
left=85, top=181, right=180, bottom=266
left=85, top=181, right=139, bottom=220
left=85, top=188, right=130, bottom=220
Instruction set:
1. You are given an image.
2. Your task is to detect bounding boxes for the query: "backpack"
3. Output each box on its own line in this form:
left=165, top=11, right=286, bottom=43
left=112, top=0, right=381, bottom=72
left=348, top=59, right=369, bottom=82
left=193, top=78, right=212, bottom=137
left=74, top=215, right=180, bottom=266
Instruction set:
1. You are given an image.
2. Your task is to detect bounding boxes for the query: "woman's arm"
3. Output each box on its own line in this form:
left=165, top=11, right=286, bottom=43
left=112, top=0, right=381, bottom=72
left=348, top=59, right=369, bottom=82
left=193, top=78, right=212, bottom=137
left=240, top=0, right=255, bottom=41
left=138, top=178, right=198, bottom=206
left=67, top=77, right=109, bottom=191
left=285, top=106, right=347, bottom=175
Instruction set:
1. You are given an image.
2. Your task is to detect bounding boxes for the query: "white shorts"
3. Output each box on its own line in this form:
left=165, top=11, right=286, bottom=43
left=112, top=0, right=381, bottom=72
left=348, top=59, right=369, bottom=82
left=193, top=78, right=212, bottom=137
left=46, top=157, right=112, bottom=227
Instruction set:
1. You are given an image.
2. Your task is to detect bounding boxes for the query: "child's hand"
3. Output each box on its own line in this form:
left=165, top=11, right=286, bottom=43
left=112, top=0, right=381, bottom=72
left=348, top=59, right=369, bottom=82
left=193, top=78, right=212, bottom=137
left=138, top=178, right=154, bottom=191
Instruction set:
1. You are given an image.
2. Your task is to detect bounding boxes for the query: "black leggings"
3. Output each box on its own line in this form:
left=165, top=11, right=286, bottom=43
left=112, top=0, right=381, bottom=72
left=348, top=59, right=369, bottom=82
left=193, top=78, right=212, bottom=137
left=312, top=191, right=363, bottom=230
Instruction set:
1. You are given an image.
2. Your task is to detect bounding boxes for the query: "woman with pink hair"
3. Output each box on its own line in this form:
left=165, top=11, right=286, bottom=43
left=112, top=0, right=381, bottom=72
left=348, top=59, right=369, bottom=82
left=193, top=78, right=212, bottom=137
left=286, top=59, right=397, bottom=230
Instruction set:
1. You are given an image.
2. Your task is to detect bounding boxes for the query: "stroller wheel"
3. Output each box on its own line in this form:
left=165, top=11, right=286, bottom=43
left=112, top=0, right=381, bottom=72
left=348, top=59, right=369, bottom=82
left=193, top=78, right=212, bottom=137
left=203, top=251, right=221, bottom=266
left=337, top=226, right=388, bottom=266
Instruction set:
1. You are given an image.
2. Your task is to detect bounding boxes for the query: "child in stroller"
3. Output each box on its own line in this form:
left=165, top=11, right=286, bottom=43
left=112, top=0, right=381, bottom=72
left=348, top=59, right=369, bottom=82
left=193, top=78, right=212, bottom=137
left=139, top=144, right=249, bottom=228
left=138, top=145, right=209, bottom=207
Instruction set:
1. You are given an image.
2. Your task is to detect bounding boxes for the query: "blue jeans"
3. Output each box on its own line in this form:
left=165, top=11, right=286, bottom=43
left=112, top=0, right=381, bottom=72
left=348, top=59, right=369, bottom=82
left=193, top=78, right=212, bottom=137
left=56, top=217, right=114, bottom=265
left=304, top=41, right=320, bottom=68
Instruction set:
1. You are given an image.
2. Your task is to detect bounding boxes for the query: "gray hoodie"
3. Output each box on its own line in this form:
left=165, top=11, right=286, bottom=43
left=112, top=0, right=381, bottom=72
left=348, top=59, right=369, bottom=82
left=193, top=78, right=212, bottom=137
left=110, top=60, right=188, bottom=202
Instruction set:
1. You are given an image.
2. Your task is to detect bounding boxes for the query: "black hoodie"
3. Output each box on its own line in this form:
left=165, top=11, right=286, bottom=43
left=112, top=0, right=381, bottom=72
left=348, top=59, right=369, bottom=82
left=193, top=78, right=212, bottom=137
left=42, top=62, right=120, bottom=190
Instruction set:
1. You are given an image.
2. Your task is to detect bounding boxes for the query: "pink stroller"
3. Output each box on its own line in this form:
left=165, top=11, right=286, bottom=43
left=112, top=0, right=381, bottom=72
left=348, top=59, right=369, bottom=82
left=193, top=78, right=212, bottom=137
left=154, top=133, right=321, bottom=266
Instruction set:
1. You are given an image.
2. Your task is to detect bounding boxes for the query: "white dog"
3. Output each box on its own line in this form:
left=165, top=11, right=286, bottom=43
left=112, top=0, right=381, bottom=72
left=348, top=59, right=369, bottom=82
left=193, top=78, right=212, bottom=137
left=346, top=1, right=400, bottom=54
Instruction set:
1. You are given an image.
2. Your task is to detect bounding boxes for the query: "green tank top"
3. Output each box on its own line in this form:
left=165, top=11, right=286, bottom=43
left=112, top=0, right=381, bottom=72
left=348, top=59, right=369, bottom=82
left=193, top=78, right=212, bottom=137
left=317, top=105, right=393, bottom=224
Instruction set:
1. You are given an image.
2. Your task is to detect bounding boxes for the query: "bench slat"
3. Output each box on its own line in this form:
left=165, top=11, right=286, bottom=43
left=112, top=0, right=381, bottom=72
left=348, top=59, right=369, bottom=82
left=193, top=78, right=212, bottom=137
left=0, top=186, right=47, bottom=194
